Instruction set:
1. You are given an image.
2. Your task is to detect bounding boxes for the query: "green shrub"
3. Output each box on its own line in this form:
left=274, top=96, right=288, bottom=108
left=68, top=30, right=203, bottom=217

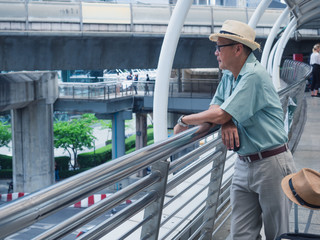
left=55, top=156, right=70, bottom=171
left=78, top=144, right=112, bottom=169
left=78, top=128, right=153, bottom=169
left=0, top=129, right=155, bottom=177
left=147, top=129, right=154, bottom=141
left=125, top=135, right=136, bottom=151
left=0, top=169, right=12, bottom=178
left=0, top=154, right=12, bottom=169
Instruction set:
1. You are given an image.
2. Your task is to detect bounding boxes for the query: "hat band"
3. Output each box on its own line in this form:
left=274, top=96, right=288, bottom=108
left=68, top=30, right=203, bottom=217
left=219, top=30, right=242, bottom=38
left=289, top=178, right=320, bottom=209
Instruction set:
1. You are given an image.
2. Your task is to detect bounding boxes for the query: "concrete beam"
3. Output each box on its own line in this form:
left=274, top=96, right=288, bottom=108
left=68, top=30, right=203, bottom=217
left=0, top=35, right=265, bottom=71
left=0, top=72, right=58, bottom=112
left=54, top=97, right=134, bottom=114
left=0, top=73, right=34, bottom=112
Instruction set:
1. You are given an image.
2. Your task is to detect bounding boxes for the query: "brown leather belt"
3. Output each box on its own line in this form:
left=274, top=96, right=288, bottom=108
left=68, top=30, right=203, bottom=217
left=238, top=144, right=288, bottom=162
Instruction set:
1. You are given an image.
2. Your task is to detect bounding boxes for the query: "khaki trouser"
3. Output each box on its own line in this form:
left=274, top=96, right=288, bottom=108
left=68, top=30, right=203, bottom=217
left=230, top=150, right=296, bottom=240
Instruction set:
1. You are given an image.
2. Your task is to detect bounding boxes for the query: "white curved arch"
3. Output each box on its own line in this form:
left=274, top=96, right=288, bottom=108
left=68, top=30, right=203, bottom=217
left=272, top=18, right=297, bottom=90
left=267, top=39, right=280, bottom=76
left=261, top=7, right=290, bottom=68
left=153, top=0, right=193, bottom=142
left=248, top=0, right=272, bottom=28
left=153, top=0, right=292, bottom=142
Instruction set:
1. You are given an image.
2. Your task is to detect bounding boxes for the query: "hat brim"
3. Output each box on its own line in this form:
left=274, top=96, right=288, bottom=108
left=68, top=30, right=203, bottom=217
left=281, top=173, right=318, bottom=210
left=209, top=33, right=260, bottom=51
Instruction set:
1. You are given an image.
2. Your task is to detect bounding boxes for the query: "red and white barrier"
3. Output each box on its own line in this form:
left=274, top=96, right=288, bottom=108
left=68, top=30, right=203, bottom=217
left=72, top=194, right=107, bottom=208
left=0, top=192, right=27, bottom=202
left=0, top=192, right=131, bottom=208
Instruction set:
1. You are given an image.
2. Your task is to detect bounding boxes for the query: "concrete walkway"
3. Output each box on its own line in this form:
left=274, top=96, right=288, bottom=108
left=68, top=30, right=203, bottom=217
left=289, top=93, right=320, bottom=235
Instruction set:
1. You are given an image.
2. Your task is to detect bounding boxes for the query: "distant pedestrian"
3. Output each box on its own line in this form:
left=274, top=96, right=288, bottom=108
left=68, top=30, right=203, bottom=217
left=309, top=44, right=320, bottom=97
left=116, top=72, right=121, bottom=95
left=126, top=72, right=133, bottom=81
left=133, top=74, right=138, bottom=94
left=55, top=161, right=60, bottom=181
left=145, top=74, right=150, bottom=95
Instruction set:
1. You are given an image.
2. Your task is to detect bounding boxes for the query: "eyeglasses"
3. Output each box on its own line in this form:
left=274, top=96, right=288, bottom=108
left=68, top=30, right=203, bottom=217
left=215, top=43, right=238, bottom=52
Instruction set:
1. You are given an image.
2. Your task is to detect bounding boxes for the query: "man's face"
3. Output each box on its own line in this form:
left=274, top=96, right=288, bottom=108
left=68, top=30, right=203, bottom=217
left=215, top=37, right=237, bottom=70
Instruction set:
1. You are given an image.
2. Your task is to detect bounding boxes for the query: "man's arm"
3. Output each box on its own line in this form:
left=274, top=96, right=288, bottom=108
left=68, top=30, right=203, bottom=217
left=173, top=105, right=240, bottom=150
left=181, top=105, right=232, bottom=125
left=173, top=105, right=230, bottom=134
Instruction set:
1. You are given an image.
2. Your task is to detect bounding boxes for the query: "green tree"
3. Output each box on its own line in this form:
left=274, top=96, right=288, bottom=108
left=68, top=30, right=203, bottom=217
left=54, top=114, right=97, bottom=169
left=0, top=121, right=11, bottom=148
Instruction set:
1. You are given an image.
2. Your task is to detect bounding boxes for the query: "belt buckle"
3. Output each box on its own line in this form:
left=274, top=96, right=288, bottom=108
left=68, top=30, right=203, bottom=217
left=243, top=156, right=252, bottom=162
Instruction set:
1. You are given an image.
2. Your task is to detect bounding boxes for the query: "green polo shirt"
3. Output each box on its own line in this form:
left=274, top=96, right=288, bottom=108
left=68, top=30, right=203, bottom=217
left=210, top=53, right=288, bottom=155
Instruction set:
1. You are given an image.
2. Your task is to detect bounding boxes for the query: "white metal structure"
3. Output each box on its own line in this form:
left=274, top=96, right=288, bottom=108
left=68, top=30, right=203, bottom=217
left=272, top=18, right=298, bottom=89
left=153, top=0, right=193, bottom=142
left=261, top=7, right=290, bottom=68
left=154, top=0, right=320, bottom=139
left=153, top=0, right=286, bottom=141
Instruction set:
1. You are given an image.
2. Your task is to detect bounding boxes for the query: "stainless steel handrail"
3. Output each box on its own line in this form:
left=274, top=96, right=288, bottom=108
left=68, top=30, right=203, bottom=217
left=0, top=60, right=312, bottom=240
left=0, top=124, right=220, bottom=239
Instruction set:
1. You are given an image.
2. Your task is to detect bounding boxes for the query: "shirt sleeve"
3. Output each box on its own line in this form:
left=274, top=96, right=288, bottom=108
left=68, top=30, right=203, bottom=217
left=220, top=71, right=268, bottom=123
left=210, top=74, right=229, bottom=106
left=316, top=53, right=320, bottom=65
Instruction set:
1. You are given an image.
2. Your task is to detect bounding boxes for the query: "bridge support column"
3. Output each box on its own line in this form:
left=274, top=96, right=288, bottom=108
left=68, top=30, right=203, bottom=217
left=135, top=113, right=147, bottom=150
left=12, top=100, right=55, bottom=193
left=136, top=113, right=148, bottom=177
left=111, top=111, right=132, bottom=159
left=2, top=72, right=59, bottom=193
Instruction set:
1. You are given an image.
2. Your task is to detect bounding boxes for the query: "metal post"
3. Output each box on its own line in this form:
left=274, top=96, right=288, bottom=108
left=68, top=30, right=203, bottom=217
left=79, top=1, right=83, bottom=32
left=130, top=3, right=133, bottom=32
left=140, top=160, right=170, bottom=240
left=210, top=6, right=214, bottom=33
left=200, top=145, right=227, bottom=238
left=153, top=0, right=193, bottom=143
left=25, top=0, right=29, bottom=31
left=294, top=203, right=299, bottom=233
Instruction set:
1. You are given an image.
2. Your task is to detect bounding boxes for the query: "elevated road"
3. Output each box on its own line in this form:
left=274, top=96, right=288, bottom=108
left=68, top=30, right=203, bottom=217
left=0, top=1, right=303, bottom=71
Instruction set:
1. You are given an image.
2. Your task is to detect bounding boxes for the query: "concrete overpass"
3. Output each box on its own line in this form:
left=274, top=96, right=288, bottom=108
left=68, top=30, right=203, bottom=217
left=0, top=1, right=316, bottom=71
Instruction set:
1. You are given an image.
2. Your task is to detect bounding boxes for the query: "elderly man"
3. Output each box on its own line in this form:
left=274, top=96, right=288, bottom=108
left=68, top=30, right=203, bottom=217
left=174, top=20, right=296, bottom=240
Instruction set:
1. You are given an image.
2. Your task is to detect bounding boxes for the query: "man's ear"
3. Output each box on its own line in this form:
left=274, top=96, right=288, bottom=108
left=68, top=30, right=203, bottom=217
left=234, top=44, right=242, bottom=56
left=236, top=44, right=242, bottom=53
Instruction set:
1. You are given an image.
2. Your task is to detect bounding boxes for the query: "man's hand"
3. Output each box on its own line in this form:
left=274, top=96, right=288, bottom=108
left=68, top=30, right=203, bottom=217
left=174, top=124, right=188, bottom=135
left=221, top=120, right=240, bottom=150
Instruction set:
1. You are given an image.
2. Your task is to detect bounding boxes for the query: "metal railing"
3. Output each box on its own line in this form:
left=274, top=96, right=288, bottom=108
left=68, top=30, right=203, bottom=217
left=0, top=60, right=312, bottom=239
left=58, top=79, right=220, bottom=100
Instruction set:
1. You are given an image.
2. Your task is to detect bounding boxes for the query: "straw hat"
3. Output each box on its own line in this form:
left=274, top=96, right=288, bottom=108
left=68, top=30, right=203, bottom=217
left=209, top=20, right=260, bottom=51
left=281, top=168, right=320, bottom=210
